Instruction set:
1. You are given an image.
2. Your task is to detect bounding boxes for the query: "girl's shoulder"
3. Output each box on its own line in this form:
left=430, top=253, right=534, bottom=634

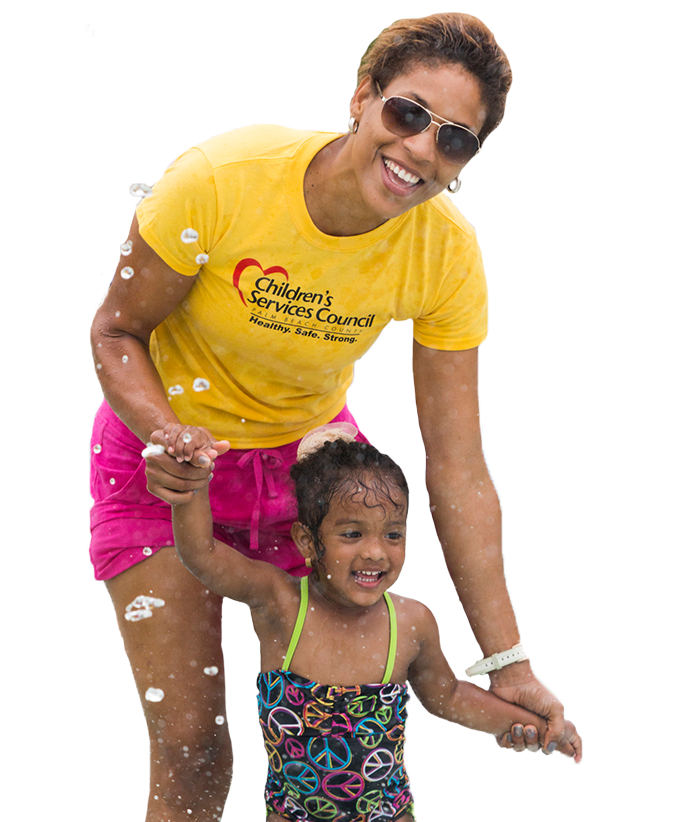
left=387, top=592, right=439, bottom=642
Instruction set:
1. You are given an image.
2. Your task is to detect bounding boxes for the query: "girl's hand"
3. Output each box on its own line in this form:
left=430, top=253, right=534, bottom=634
left=153, top=424, right=231, bottom=467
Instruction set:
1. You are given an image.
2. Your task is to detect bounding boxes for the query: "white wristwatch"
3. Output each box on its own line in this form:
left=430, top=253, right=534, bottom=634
left=465, top=643, right=528, bottom=677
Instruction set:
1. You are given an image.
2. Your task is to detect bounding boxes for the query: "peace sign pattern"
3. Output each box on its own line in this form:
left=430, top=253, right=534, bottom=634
left=257, top=670, right=414, bottom=820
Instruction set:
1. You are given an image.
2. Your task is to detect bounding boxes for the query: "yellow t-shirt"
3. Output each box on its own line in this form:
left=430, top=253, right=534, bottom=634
left=137, top=125, right=488, bottom=447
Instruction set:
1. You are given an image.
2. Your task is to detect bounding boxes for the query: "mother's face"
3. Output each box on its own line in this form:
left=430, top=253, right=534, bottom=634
left=348, top=63, right=487, bottom=225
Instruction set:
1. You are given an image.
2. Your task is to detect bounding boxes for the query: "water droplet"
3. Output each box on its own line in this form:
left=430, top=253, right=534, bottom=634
left=182, top=433, right=192, bottom=443
left=122, top=355, right=129, bottom=363
left=93, top=444, right=102, bottom=454
left=193, top=378, right=210, bottom=392
left=125, top=608, right=152, bottom=622
left=130, top=183, right=153, bottom=199
left=143, top=546, right=153, bottom=556
left=241, top=418, right=246, bottom=423
left=168, top=385, right=184, bottom=396
left=204, top=666, right=219, bottom=676
left=180, top=228, right=199, bottom=244
left=215, top=715, right=225, bottom=725
left=196, top=253, right=209, bottom=265
left=96, top=363, right=102, bottom=370
left=120, top=240, right=133, bottom=256
left=145, top=687, right=165, bottom=702
left=109, top=477, right=116, bottom=485
left=121, top=266, right=135, bottom=280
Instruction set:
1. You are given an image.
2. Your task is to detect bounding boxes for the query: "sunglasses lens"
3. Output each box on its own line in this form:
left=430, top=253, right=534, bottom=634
left=382, top=96, right=431, bottom=137
left=437, top=124, right=479, bottom=165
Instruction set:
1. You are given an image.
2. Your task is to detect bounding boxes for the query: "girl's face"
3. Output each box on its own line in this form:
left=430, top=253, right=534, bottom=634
left=346, top=63, right=486, bottom=229
left=298, top=481, right=407, bottom=610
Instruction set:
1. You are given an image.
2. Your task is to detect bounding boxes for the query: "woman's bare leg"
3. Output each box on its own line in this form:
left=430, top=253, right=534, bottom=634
left=106, top=547, right=233, bottom=821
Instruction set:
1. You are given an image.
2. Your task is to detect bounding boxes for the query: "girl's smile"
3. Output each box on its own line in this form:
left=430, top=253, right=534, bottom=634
left=294, top=481, right=407, bottom=610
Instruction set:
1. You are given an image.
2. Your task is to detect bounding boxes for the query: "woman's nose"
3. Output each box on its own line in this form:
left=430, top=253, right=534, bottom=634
left=401, top=126, right=438, bottom=164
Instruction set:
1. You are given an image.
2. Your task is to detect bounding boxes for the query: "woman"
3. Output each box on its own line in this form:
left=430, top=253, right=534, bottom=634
left=91, top=12, right=569, bottom=821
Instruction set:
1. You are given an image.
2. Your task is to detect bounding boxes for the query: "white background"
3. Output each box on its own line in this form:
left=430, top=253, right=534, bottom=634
left=3, top=1, right=690, bottom=819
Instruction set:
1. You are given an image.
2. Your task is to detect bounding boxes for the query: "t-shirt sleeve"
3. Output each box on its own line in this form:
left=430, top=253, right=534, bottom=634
left=136, top=147, right=219, bottom=276
left=412, top=230, right=488, bottom=351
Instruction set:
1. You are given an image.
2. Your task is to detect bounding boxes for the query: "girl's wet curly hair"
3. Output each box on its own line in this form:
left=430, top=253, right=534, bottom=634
left=290, top=438, right=408, bottom=561
left=357, top=12, right=512, bottom=145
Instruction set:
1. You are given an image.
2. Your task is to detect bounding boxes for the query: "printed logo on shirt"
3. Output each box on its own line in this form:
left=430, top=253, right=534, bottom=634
left=233, top=258, right=376, bottom=344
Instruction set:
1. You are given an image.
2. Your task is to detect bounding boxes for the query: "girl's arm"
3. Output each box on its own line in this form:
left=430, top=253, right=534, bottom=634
left=407, top=602, right=582, bottom=762
left=145, top=450, right=286, bottom=607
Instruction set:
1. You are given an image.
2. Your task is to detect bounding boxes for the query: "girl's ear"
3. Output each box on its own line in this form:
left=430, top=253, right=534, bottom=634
left=291, top=522, right=317, bottom=563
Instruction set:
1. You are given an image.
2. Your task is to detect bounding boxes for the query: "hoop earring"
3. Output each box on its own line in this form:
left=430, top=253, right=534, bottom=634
left=348, top=117, right=359, bottom=134
left=447, top=177, right=461, bottom=194
left=305, top=557, right=312, bottom=568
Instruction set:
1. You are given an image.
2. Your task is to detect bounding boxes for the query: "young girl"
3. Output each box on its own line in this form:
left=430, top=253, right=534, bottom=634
left=145, top=425, right=581, bottom=821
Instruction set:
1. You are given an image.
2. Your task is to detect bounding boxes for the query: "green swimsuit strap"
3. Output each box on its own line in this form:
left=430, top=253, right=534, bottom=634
left=282, top=575, right=309, bottom=671
left=281, top=576, right=398, bottom=683
left=382, top=591, right=398, bottom=685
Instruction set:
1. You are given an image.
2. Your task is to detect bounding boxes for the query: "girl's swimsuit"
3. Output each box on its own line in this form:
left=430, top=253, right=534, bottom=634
left=257, top=577, right=415, bottom=821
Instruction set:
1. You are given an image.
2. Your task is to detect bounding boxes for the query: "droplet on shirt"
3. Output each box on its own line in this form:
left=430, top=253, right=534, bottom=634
left=180, top=228, right=199, bottom=244
left=193, top=378, right=210, bottom=392
left=182, top=433, right=192, bottom=443
left=122, top=355, right=129, bottom=363
left=121, top=266, right=135, bottom=280
left=93, top=444, right=102, bottom=454
left=215, top=715, right=225, bottom=725
left=241, top=418, right=246, bottom=424
left=109, top=477, right=116, bottom=485
left=168, top=385, right=184, bottom=396
left=196, top=253, right=209, bottom=265
left=120, top=240, right=133, bottom=256
left=143, top=546, right=153, bottom=556
left=130, top=183, right=153, bottom=199
left=204, top=666, right=219, bottom=676
left=145, top=687, right=165, bottom=702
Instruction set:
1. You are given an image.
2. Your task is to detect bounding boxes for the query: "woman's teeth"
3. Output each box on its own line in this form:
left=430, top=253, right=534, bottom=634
left=384, top=158, right=421, bottom=185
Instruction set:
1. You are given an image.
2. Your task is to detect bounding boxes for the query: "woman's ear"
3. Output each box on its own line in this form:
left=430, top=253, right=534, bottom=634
left=291, top=521, right=316, bottom=564
left=350, top=75, right=375, bottom=123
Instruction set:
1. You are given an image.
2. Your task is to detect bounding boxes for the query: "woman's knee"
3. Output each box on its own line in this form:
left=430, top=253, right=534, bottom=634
left=151, top=722, right=233, bottom=810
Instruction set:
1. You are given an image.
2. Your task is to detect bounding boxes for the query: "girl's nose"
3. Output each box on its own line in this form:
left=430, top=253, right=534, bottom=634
left=361, top=538, right=386, bottom=560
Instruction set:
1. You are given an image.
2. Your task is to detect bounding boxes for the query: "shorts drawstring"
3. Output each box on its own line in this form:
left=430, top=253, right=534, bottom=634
left=237, top=449, right=285, bottom=551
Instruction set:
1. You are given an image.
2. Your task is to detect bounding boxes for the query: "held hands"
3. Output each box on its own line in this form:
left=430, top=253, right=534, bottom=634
left=144, top=424, right=231, bottom=505
left=490, top=664, right=582, bottom=763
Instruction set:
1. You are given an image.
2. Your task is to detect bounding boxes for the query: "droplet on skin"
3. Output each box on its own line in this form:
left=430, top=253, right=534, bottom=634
left=120, top=240, right=133, bottom=256
left=193, top=378, right=210, bottom=392
left=196, top=253, right=209, bottom=265
left=93, top=444, right=102, bottom=454
left=122, top=355, right=129, bottom=363
left=182, top=433, right=192, bottom=443
left=130, top=183, right=153, bottom=199
left=145, top=687, right=165, bottom=702
left=168, top=385, right=184, bottom=396
left=204, top=666, right=219, bottom=676
left=180, top=228, right=199, bottom=244
left=121, top=266, right=135, bottom=280
left=215, top=715, right=225, bottom=725
left=125, top=608, right=152, bottom=622
left=125, top=595, right=165, bottom=622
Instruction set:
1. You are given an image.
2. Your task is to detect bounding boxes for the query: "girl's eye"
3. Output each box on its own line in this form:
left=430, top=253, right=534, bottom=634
left=386, top=531, right=403, bottom=540
left=342, top=530, right=361, bottom=539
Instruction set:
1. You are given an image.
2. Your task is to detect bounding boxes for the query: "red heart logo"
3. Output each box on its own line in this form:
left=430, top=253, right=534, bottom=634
left=233, top=258, right=289, bottom=307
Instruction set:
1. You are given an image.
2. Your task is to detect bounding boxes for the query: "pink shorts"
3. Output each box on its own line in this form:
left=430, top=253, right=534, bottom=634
left=89, top=401, right=367, bottom=580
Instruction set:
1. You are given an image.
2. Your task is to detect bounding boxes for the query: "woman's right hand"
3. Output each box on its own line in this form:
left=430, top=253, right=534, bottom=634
left=145, top=426, right=230, bottom=505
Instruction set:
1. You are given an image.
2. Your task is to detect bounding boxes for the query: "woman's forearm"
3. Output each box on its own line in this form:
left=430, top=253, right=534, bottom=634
left=91, top=324, right=179, bottom=443
left=427, top=463, right=520, bottom=655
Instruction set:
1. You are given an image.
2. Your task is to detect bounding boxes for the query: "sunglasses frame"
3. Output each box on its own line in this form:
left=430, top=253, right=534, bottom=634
left=375, top=81, right=481, bottom=165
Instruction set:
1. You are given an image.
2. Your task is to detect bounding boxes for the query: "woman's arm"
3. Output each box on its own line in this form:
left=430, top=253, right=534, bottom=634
left=408, top=602, right=582, bottom=761
left=91, top=214, right=197, bottom=443
left=412, top=341, right=567, bottom=748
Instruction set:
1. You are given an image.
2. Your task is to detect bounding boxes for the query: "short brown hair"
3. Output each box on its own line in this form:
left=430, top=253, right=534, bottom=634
left=358, top=13, right=512, bottom=144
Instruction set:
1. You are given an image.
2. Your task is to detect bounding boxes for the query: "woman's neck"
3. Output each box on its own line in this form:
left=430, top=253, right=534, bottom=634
left=303, top=136, right=387, bottom=237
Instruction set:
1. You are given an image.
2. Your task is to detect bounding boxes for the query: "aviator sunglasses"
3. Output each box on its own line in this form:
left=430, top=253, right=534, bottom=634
left=376, top=81, right=481, bottom=166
